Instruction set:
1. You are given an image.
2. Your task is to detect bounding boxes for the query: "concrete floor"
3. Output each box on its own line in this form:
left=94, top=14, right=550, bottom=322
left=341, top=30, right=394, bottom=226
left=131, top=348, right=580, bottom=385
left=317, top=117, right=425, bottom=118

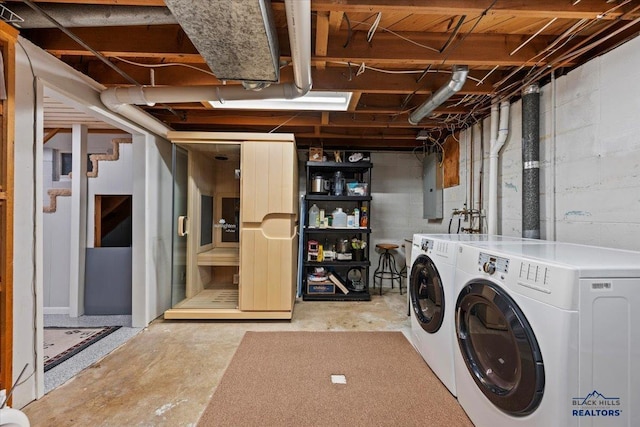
left=23, top=290, right=411, bottom=426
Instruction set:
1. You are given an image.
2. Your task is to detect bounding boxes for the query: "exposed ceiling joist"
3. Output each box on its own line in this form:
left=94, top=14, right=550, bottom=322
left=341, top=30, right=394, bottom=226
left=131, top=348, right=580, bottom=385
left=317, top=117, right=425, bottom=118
left=13, top=0, right=639, bottom=150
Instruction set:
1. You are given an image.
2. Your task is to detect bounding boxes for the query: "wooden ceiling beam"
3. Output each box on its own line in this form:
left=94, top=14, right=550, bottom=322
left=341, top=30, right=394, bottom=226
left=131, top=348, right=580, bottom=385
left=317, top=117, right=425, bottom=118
left=306, top=0, right=636, bottom=20
left=84, top=61, right=499, bottom=95
left=8, top=0, right=165, bottom=4
left=295, top=131, right=420, bottom=140
left=142, top=102, right=471, bottom=115
left=325, top=31, right=559, bottom=67
left=315, top=11, right=330, bottom=69
left=150, top=110, right=449, bottom=129
left=22, top=25, right=199, bottom=57
left=26, top=26, right=571, bottom=68
left=329, top=11, right=345, bottom=33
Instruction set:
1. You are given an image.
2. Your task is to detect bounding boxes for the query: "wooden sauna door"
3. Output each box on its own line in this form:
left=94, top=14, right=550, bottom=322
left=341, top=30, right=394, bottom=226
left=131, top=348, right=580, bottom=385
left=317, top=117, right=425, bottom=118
left=239, top=141, right=298, bottom=311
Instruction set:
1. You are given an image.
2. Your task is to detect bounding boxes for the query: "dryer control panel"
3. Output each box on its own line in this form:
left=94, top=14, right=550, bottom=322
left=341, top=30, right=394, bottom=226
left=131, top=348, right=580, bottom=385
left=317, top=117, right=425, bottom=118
left=421, top=238, right=433, bottom=252
left=478, top=252, right=509, bottom=275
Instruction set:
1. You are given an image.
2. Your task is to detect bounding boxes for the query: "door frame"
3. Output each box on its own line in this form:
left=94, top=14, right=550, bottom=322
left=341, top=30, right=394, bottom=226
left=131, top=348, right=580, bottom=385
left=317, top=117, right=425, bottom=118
left=0, top=21, right=17, bottom=397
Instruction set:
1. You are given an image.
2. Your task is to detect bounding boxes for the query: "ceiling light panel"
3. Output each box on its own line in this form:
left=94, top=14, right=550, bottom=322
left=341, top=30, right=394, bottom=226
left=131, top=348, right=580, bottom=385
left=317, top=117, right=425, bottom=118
left=209, top=91, right=353, bottom=111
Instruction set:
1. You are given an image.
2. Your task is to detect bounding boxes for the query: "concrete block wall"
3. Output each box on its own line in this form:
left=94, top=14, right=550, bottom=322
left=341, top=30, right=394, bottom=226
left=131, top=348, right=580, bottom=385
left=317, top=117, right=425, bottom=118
left=302, top=35, right=640, bottom=292
left=491, top=35, right=640, bottom=250
left=369, top=150, right=467, bottom=276
left=552, top=37, right=640, bottom=249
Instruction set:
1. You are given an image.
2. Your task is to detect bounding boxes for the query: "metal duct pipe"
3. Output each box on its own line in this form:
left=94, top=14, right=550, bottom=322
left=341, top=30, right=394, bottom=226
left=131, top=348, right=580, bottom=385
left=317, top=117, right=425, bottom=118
left=488, top=100, right=510, bottom=235
left=408, top=65, right=468, bottom=125
left=522, top=83, right=540, bottom=239
left=100, top=0, right=311, bottom=136
left=9, top=4, right=176, bottom=28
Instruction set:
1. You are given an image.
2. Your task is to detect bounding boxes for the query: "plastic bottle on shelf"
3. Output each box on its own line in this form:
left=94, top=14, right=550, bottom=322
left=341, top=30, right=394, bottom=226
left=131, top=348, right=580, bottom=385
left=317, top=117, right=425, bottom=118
left=309, top=204, right=320, bottom=227
left=354, top=208, right=360, bottom=227
left=332, top=207, right=347, bottom=227
left=360, top=206, right=368, bottom=227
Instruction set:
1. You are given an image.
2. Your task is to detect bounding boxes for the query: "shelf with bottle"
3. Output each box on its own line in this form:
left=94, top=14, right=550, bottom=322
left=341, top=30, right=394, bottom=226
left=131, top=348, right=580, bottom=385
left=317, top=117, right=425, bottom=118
left=302, top=154, right=372, bottom=302
left=304, top=260, right=370, bottom=267
left=305, top=227, right=370, bottom=233
left=305, top=195, right=371, bottom=202
left=307, top=204, right=368, bottom=229
left=306, top=160, right=372, bottom=170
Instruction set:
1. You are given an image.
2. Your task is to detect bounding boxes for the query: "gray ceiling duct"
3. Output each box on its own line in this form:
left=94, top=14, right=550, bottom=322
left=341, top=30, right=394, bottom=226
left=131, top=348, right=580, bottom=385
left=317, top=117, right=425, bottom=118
left=7, top=4, right=176, bottom=28
left=163, top=0, right=280, bottom=83
left=100, top=0, right=311, bottom=138
left=408, top=65, right=469, bottom=125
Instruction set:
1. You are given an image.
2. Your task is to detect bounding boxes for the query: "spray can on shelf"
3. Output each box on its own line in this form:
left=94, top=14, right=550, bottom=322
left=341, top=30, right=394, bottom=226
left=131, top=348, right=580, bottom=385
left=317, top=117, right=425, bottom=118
left=360, top=206, right=368, bottom=227
left=354, top=208, right=360, bottom=227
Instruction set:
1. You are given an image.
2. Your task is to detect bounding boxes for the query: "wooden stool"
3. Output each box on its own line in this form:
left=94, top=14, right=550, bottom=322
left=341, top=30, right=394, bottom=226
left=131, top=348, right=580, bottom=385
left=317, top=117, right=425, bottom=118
left=373, top=243, right=402, bottom=295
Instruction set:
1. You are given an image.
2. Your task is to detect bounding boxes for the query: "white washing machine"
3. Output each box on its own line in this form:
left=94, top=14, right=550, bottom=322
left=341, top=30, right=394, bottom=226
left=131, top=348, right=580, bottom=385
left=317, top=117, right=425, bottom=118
left=409, top=234, right=537, bottom=396
left=453, top=241, right=640, bottom=427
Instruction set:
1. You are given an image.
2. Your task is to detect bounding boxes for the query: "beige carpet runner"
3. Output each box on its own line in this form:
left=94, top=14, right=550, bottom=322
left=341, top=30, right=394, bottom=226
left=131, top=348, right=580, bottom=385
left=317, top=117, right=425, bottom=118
left=198, top=331, right=472, bottom=426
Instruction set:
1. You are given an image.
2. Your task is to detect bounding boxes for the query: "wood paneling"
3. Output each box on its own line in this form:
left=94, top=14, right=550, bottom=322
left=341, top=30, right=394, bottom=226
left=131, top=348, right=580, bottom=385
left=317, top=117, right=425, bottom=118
left=240, top=141, right=296, bottom=223
left=239, top=218, right=296, bottom=311
left=240, top=139, right=297, bottom=312
left=443, top=134, right=460, bottom=188
left=166, top=133, right=297, bottom=318
left=0, top=20, right=17, bottom=399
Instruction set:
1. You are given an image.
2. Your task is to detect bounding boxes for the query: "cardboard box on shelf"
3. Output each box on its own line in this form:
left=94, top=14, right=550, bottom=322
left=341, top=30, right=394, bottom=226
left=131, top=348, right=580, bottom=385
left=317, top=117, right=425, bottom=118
left=309, top=147, right=323, bottom=162
left=307, top=282, right=335, bottom=294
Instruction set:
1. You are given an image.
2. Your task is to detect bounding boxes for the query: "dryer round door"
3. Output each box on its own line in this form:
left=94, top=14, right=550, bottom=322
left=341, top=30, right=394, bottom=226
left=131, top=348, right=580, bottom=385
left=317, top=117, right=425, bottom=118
left=410, top=255, right=445, bottom=333
left=456, top=280, right=545, bottom=416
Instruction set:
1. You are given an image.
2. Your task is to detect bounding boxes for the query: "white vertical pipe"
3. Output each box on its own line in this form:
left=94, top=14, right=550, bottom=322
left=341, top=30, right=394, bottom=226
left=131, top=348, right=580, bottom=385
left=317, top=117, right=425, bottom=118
left=488, top=101, right=510, bottom=235
left=473, top=125, right=481, bottom=211
left=464, top=127, right=469, bottom=210
left=469, top=125, right=474, bottom=211
left=550, top=72, right=557, bottom=241
left=487, top=103, right=499, bottom=235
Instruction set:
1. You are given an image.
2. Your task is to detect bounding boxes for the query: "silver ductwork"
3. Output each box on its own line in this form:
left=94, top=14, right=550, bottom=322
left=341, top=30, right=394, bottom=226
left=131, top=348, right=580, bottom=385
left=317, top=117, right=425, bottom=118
left=100, top=0, right=312, bottom=137
left=164, top=0, right=281, bottom=83
left=8, top=4, right=176, bottom=28
left=408, top=65, right=469, bottom=125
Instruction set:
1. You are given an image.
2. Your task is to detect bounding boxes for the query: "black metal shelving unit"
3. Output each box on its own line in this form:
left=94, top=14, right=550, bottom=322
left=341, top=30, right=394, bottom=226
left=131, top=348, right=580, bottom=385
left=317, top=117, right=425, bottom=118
left=302, top=158, right=372, bottom=301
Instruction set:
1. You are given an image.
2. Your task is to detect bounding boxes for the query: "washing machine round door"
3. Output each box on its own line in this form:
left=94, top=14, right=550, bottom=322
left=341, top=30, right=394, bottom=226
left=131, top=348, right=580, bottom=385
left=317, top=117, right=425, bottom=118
left=410, top=255, right=445, bottom=333
left=456, top=280, right=545, bottom=416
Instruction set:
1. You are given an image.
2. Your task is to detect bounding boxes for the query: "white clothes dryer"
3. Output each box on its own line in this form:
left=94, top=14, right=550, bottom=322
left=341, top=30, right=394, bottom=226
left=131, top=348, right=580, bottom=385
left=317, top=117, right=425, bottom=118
left=453, top=241, right=640, bottom=427
left=409, top=234, right=535, bottom=396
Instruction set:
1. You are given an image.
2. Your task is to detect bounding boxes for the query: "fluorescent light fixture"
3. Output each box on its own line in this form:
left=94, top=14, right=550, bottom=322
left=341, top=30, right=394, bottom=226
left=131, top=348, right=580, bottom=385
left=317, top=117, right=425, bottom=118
left=209, top=91, right=352, bottom=111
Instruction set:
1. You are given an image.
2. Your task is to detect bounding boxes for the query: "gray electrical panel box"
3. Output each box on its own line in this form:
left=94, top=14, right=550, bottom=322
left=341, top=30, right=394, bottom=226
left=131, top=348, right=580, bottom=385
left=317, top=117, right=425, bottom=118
left=423, top=153, right=443, bottom=219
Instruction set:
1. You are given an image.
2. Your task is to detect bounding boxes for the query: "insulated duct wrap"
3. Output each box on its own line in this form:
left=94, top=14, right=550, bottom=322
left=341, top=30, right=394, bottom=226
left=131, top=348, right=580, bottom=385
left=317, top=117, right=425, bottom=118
left=163, top=0, right=280, bottom=82
left=522, top=84, right=540, bottom=239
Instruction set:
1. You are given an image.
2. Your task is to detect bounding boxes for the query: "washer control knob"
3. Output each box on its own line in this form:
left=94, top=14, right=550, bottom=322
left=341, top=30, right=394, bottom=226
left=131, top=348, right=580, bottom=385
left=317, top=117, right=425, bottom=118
left=483, top=262, right=496, bottom=275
